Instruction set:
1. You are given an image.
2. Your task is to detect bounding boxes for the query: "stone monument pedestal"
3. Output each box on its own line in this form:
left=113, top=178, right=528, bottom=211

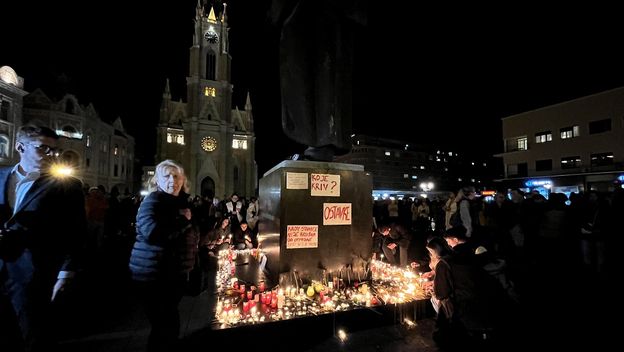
left=258, top=160, right=372, bottom=285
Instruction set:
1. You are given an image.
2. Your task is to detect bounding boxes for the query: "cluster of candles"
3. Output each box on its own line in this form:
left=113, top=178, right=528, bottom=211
left=214, top=251, right=429, bottom=328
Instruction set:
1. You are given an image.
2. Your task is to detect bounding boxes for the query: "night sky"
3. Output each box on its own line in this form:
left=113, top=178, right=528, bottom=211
left=3, top=1, right=624, bottom=175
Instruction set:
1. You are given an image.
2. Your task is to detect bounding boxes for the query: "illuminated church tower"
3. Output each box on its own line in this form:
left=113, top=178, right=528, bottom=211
left=156, top=2, right=257, bottom=198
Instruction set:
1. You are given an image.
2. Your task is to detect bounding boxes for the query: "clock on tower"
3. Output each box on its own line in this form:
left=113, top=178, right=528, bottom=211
left=201, top=136, right=217, bottom=152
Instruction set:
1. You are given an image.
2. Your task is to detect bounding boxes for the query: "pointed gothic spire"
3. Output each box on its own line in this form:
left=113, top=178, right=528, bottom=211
left=245, top=91, right=252, bottom=111
left=220, top=3, right=229, bottom=54
left=208, top=6, right=217, bottom=23
left=195, top=0, right=203, bottom=19
left=163, top=78, right=171, bottom=98
left=222, top=2, right=228, bottom=25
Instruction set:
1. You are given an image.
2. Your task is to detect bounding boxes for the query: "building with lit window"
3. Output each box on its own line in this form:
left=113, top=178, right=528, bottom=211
left=334, top=135, right=498, bottom=198
left=496, top=87, right=624, bottom=195
left=155, top=4, right=256, bottom=198
left=0, top=65, right=27, bottom=166
left=21, top=89, right=135, bottom=192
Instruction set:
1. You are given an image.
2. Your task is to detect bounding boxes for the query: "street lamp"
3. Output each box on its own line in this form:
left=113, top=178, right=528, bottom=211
left=420, top=182, right=434, bottom=192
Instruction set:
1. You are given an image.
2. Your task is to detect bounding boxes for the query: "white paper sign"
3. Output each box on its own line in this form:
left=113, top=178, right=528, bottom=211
left=311, top=173, right=340, bottom=196
left=286, top=172, right=308, bottom=189
left=286, top=225, right=319, bottom=249
left=322, top=203, right=352, bottom=225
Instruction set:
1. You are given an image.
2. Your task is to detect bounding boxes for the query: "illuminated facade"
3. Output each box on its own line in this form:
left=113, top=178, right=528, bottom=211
left=497, top=87, right=624, bottom=193
left=155, top=4, right=256, bottom=198
left=0, top=65, right=26, bottom=166
left=22, top=89, right=135, bottom=192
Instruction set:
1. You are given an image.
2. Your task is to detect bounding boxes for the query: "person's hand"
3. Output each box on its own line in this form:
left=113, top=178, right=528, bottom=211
left=51, top=278, right=70, bottom=302
left=180, top=208, right=191, bottom=220
left=422, top=271, right=435, bottom=279
left=386, top=243, right=397, bottom=250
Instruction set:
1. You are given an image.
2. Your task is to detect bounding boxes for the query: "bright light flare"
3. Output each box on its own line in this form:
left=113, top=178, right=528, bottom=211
left=337, top=329, right=347, bottom=342
left=50, top=164, right=73, bottom=177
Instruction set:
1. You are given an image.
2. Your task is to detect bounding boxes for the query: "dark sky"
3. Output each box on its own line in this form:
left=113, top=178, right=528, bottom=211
left=3, top=1, right=624, bottom=175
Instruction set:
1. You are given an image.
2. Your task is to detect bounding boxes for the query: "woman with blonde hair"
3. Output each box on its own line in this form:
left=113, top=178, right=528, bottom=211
left=129, top=159, right=198, bottom=351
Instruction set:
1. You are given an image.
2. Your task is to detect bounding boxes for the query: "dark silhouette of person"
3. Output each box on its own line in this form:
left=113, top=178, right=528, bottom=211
left=0, top=125, right=87, bottom=351
left=271, top=0, right=366, bottom=161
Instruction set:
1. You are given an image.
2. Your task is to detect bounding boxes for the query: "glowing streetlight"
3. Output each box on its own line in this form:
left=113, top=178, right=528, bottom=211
left=419, top=182, right=434, bottom=192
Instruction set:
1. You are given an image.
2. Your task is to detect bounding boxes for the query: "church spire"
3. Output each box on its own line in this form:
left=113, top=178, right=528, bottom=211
left=195, top=0, right=203, bottom=19
left=208, top=6, right=217, bottom=23
left=221, top=2, right=228, bottom=25
left=245, top=91, right=252, bottom=111
left=163, top=78, right=171, bottom=99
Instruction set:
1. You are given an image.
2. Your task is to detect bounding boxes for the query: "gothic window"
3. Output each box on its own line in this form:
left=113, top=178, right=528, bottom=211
left=206, top=50, right=216, bottom=80
left=232, top=138, right=247, bottom=150
left=1, top=101, right=10, bottom=121
left=0, top=134, right=9, bottom=158
left=204, top=87, right=216, bottom=97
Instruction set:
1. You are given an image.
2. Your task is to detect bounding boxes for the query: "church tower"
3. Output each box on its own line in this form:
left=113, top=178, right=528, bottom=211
left=156, top=2, right=257, bottom=199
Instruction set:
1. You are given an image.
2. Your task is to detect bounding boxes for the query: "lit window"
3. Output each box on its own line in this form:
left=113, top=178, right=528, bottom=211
left=517, top=137, right=528, bottom=150
left=561, top=156, right=581, bottom=169
left=114, top=145, right=118, bottom=155
left=86, top=135, right=91, bottom=147
left=166, top=130, right=185, bottom=145
left=147, top=171, right=155, bottom=176
left=56, top=125, right=83, bottom=139
left=448, top=152, right=453, bottom=156
left=384, top=151, right=391, bottom=156
left=232, top=138, right=248, bottom=150
left=411, top=175, right=418, bottom=179
left=204, top=87, right=216, bottom=97
left=420, top=166, right=425, bottom=170
left=403, top=174, right=409, bottom=178
left=535, top=131, right=552, bottom=143
left=590, top=152, right=614, bottom=166
left=560, top=126, right=580, bottom=139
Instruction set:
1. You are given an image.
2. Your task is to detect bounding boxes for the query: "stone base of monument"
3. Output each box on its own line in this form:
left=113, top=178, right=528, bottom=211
left=258, top=160, right=373, bottom=285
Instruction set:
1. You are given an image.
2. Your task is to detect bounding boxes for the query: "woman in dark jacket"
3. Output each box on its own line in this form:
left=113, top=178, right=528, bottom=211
left=129, top=159, right=198, bottom=352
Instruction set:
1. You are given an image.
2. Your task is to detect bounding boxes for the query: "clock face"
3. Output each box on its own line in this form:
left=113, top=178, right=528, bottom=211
left=204, top=31, right=219, bottom=44
left=201, top=136, right=217, bottom=152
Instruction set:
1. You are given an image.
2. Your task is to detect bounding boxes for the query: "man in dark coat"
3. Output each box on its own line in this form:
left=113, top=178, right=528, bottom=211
left=0, top=125, right=86, bottom=351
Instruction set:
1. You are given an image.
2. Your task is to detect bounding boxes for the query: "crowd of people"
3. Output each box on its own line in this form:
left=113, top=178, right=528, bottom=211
left=371, top=185, right=620, bottom=347
left=2, top=125, right=620, bottom=351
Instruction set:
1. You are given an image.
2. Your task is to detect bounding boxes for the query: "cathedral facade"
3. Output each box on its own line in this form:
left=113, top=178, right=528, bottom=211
left=155, top=4, right=256, bottom=199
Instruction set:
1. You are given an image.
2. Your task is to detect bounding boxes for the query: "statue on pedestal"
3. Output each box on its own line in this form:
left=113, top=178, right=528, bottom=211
left=271, top=0, right=366, bottom=161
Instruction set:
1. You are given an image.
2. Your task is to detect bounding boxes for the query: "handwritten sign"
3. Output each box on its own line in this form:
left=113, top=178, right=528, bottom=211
left=311, top=173, right=340, bottom=196
left=286, top=172, right=308, bottom=189
left=286, top=225, right=318, bottom=249
left=322, top=203, right=352, bottom=225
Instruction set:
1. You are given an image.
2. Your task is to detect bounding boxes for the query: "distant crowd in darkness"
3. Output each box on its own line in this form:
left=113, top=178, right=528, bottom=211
left=371, top=185, right=620, bottom=346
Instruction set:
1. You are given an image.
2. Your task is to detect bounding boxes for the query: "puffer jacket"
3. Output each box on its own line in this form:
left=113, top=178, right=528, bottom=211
left=129, top=191, right=198, bottom=281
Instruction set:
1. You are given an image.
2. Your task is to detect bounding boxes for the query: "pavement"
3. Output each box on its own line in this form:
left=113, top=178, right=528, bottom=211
left=53, top=245, right=617, bottom=352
